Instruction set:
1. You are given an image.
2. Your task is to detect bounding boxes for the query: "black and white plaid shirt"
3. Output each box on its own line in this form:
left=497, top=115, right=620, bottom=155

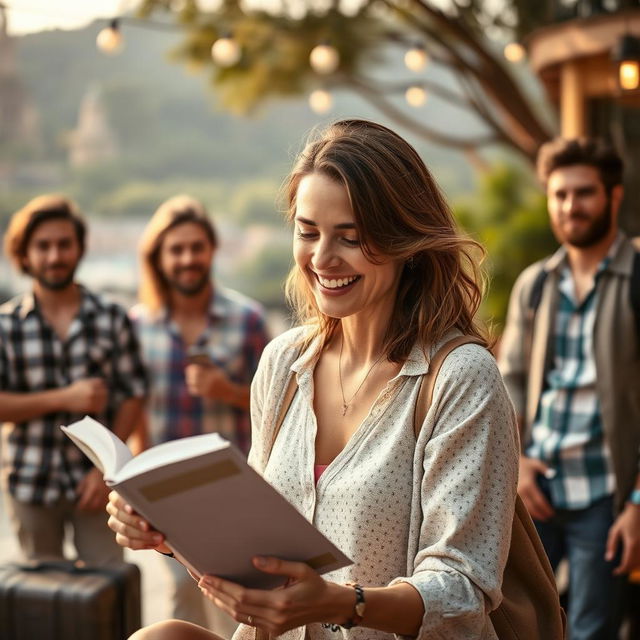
left=0, top=286, right=148, bottom=505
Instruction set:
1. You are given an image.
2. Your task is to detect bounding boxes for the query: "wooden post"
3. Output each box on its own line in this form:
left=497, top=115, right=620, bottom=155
left=560, top=60, right=586, bottom=137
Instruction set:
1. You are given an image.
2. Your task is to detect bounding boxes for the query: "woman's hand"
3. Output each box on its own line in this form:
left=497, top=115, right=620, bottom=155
left=105, top=490, right=171, bottom=554
left=198, top=556, right=352, bottom=636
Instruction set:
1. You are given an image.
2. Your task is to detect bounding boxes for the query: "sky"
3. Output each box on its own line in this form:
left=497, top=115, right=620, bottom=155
left=3, top=0, right=227, bottom=35
left=1, top=0, right=393, bottom=35
left=3, top=1, right=135, bottom=35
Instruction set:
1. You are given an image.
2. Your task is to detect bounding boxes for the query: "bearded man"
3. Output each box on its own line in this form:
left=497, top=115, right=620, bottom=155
left=129, top=195, right=268, bottom=636
left=499, top=139, right=640, bottom=640
left=0, top=195, right=147, bottom=564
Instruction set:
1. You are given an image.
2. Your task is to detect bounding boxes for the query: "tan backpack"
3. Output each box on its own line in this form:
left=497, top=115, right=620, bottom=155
left=259, top=335, right=566, bottom=639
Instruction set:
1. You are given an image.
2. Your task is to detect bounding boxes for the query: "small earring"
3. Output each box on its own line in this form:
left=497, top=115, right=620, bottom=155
left=406, top=256, right=415, bottom=269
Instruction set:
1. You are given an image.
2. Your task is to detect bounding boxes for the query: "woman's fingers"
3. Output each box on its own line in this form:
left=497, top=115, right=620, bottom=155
left=252, top=556, right=312, bottom=581
left=105, top=494, right=163, bottom=549
left=198, top=580, right=276, bottom=628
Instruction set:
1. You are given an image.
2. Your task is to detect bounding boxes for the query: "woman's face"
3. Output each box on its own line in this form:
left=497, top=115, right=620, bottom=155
left=293, top=172, right=402, bottom=321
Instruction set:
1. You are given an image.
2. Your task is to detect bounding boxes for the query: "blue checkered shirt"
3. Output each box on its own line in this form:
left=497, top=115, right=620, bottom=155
left=130, top=287, right=269, bottom=455
left=525, top=241, right=621, bottom=510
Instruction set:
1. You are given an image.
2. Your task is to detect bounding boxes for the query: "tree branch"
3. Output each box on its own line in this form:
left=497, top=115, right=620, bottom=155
left=348, top=76, right=500, bottom=150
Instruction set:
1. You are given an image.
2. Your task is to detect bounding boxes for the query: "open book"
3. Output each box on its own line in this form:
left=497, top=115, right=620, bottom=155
left=61, top=416, right=352, bottom=588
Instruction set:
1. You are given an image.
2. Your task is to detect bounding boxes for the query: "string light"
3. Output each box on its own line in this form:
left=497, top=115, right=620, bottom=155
left=405, top=85, right=427, bottom=107
left=503, top=42, right=525, bottom=63
left=309, top=43, right=340, bottom=75
left=404, top=43, right=428, bottom=72
left=96, top=19, right=124, bottom=55
left=211, top=34, right=242, bottom=67
left=309, top=88, right=333, bottom=113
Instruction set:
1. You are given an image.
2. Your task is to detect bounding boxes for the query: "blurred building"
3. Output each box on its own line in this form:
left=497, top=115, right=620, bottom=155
left=68, top=85, right=119, bottom=168
left=526, top=0, right=640, bottom=233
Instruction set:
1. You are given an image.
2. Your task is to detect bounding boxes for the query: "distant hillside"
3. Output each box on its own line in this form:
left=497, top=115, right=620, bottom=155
left=13, top=20, right=475, bottom=194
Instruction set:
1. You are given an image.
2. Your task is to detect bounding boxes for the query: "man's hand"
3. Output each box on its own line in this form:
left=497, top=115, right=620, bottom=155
left=185, top=363, right=233, bottom=401
left=518, top=455, right=555, bottom=522
left=76, top=467, right=110, bottom=511
left=64, top=378, right=108, bottom=414
left=606, top=503, right=640, bottom=575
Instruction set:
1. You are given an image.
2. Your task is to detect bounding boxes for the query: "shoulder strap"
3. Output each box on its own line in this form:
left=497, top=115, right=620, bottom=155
left=630, top=250, right=640, bottom=339
left=413, top=335, right=485, bottom=438
left=528, top=265, right=548, bottom=315
left=266, top=370, right=299, bottom=461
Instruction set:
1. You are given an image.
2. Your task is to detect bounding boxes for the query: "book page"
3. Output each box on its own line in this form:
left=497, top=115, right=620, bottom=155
left=61, top=416, right=133, bottom=481
left=113, top=432, right=228, bottom=484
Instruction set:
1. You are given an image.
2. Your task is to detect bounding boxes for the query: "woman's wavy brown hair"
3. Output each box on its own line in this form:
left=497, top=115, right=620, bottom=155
left=138, top=195, right=217, bottom=313
left=284, top=119, right=488, bottom=361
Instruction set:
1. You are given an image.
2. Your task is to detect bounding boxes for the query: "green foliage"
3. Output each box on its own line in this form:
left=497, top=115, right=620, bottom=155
left=167, top=8, right=380, bottom=115
left=455, top=163, right=557, bottom=330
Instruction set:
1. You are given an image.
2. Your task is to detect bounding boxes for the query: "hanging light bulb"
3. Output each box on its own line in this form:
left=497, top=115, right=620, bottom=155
left=405, top=85, right=427, bottom=107
left=309, top=43, right=340, bottom=75
left=619, top=61, right=640, bottom=90
left=211, top=34, right=242, bottom=68
left=612, top=35, right=640, bottom=91
left=309, top=89, right=333, bottom=114
left=404, top=43, right=428, bottom=72
left=96, top=19, right=124, bottom=55
left=503, top=42, right=525, bottom=63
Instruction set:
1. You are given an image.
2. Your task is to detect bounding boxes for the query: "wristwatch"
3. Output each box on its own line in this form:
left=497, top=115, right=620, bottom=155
left=629, top=489, right=640, bottom=506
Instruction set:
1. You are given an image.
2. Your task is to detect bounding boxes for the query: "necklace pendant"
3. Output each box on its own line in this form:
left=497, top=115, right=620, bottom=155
left=342, top=403, right=348, bottom=417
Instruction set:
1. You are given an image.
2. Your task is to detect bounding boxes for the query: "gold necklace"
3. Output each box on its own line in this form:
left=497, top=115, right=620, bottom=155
left=338, top=334, right=386, bottom=417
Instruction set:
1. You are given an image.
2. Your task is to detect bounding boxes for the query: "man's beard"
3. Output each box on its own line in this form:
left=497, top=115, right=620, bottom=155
left=33, top=265, right=77, bottom=291
left=165, top=268, right=210, bottom=296
left=555, top=199, right=613, bottom=249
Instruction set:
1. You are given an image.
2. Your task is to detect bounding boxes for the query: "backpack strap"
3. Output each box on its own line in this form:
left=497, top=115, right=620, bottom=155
left=528, top=267, right=548, bottom=316
left=413, top=335, right=485, bottom=438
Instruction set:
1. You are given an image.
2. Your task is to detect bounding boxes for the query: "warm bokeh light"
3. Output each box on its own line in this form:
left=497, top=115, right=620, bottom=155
left=309, top=89, right=333, bottom=113
left=503, top=42, right=525, bottom=63
left=211, top=36, right=242, bottom=67
left=96, top=24, right=124, bottom=55
left=404, top=45, right=428, bottom=72
left=309, top=44, right=340, bottom=75
left=405, top=85, right=427, bottom=107
left=619, top=61, right=640, bottom=90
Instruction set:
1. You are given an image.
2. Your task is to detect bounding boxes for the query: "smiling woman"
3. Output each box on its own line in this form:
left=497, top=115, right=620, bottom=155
left=106, top=120, right=525, bottom=640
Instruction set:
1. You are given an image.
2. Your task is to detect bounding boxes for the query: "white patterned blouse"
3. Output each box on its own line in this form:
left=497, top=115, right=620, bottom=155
left=232, top=326, right=519, bottom=640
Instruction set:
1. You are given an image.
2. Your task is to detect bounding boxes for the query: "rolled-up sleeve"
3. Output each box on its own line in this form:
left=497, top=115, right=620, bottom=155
left=391, top=347, right=519, bottom=640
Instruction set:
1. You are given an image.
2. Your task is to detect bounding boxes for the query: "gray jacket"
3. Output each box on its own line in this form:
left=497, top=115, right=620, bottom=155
left=498, top=233, right=640, bottom=513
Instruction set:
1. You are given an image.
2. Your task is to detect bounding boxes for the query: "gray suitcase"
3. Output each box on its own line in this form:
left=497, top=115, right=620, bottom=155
left=0, top=560, right=141, bottom=640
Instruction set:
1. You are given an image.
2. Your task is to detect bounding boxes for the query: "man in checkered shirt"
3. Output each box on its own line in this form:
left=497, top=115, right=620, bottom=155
left=499, top=139, right=640, bottom=640
left=129, top=195, right=269, bottom=633
left=0, top=194, right=147, bottom=564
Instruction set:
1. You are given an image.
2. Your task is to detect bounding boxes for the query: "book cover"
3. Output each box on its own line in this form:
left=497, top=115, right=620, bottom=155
left=61, top=417, right=352, bottom=588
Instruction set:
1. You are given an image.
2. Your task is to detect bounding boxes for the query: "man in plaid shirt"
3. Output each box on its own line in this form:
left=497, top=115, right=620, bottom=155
left=0, top=195, right=147, bottom=564
left=129, top=195, right=269, bottom=633
left=500, top=139, right=640, bottom=640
